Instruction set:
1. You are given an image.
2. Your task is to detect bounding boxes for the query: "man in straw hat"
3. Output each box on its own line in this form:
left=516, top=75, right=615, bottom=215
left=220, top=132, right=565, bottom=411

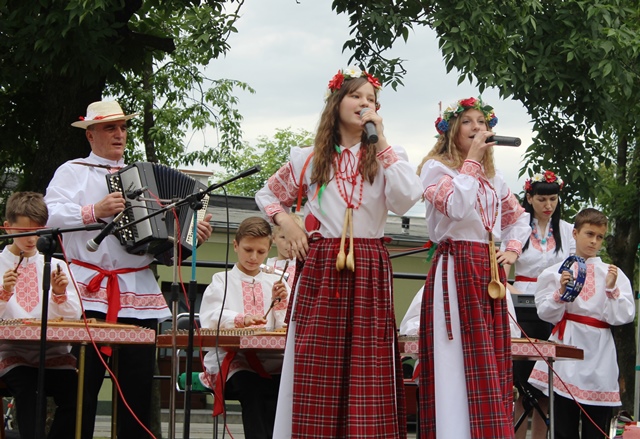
left=44, top=101, right=213, bottom=438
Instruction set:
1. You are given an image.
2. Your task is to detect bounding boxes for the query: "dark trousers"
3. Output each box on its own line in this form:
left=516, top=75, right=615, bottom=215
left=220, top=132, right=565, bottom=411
left=72, top=311, right=157, bottom=439
left=554, top=392, right=613, bottom=439
left=2, top=366, right=77, bottom=439
left=225, top=371, right=281, bottom=439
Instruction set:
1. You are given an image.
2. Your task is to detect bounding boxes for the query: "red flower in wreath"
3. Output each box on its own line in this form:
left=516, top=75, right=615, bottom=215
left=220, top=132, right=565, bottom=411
left=328, top=71, right=345, bottom=92
left=459, top=97, right=478, bottom=107
left=365, top=72, right=382, bottom=90
left=544, top=170, right=557, bottom=183
left=524, top=180, right=533, bottom=192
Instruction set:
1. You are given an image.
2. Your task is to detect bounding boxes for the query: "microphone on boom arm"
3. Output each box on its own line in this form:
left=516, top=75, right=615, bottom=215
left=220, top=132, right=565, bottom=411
left=86, top=210, right=126, bottom=252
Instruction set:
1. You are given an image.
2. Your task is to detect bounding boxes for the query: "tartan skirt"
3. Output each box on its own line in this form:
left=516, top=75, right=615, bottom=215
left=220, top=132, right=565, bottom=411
left=289, top=237, right=407, bottom=439
left=418, top=240, right=513, bottom=439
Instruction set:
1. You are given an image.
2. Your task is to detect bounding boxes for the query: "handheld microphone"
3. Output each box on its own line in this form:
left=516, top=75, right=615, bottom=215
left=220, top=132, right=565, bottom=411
left=360, top=108, right=379, bottom=144
left=486, top=135, right=522, bottom=147
left=125, top=186, right=147, bottom=200
left=86, top=210, right=126, bottom=252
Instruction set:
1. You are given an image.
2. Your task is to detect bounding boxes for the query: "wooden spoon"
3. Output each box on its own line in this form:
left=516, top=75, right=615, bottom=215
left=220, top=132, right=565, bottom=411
left=13, top=251, right=25, bottom=273
left=346, top=208, right=355, bottom=272
left=487, top=233, right=506, bottom=299
left=336, top=208, right=349, bottom=271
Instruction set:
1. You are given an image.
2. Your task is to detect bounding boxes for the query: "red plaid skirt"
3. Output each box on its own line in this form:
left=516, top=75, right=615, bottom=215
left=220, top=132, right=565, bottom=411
left=419, top=240, right=513, bottom=439
left=289, top=237, right=407, bottom=438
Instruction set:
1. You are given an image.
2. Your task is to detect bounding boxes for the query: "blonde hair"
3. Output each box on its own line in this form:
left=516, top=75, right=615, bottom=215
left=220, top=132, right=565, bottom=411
left=311, top=77, right=379, bottom=187
left=417, top=109, right=496, bottom=178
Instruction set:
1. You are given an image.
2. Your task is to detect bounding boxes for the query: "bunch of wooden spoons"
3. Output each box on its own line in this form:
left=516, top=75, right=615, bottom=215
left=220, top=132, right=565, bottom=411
left=336, top=208, right=355, bottom=272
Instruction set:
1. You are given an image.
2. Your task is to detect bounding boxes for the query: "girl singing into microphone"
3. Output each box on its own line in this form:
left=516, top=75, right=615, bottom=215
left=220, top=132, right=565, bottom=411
left=417, top=97, right=530, bottom=439
left=256, top=66, right=422, bottom=439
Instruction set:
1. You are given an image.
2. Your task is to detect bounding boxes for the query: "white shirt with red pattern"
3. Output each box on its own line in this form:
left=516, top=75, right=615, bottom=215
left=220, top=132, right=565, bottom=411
left=0, top=247, right=81, bottom=376
left=529, top=256, right=635, bottom=406
left=44, top=152, right=171, bottom=320
left=255, top=144, right=422, bottom=238
left=199, top=265, right=289, bottom=382
left=506, top=218, right=576, bottom=295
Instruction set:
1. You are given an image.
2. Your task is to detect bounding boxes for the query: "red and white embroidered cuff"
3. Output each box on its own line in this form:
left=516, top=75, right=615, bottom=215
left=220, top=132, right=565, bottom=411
left=605, top=287, right=620, bottom=299
left=52, top=292, right=67, bottom=304
left=505, top=240, right=523, bottom=256
left=553, top=289, right=562, bottom=302
left=377, top=146, right=398, bottom=169
left=264, top=203, right=285, bottom=223
left=0, top=286, right=13, bottom=302
left=81, top=204, right=96, bottom=224
left=460, top=160, right=483, bottom=179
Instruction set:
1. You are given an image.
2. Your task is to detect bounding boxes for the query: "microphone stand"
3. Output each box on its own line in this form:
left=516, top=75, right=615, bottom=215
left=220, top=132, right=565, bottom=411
left=0, top=223, right=104, bottom=439
left=168, top=213, right=180, bottom=439
left=183, top=199, right=201, bottom=439
left=99, top=165, right=260, bottom=438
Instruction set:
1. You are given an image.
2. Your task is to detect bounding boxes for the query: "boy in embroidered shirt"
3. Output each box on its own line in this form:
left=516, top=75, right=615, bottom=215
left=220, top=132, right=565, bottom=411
left=198, top=216, right=289, bottom=439
left=529, top=208, right=635, bottom=439
left=0, top=191, right=81, bottom=439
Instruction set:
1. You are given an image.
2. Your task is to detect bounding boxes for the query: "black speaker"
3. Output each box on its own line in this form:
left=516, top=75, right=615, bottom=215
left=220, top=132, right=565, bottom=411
left=511, top=293, right=552, bottom=339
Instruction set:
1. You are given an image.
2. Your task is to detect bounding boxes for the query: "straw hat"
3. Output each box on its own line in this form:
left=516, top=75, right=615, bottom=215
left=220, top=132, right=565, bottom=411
left=71, top=101, right=138, bottom=129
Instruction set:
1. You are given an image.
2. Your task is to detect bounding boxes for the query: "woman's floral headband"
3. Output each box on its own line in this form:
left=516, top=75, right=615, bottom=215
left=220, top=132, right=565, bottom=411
left=326, top=66, right=382, bottom=100
left=434, top=96, right=498, bottom=134
left=524, top=170, right=564, bottom=192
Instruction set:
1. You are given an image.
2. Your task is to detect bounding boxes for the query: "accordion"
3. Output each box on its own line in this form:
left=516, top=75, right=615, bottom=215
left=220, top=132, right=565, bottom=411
left=106, top=162, right=210, bottom=259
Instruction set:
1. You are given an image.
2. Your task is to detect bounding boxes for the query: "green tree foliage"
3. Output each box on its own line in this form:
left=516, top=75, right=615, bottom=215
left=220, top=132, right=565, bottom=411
left=330, top=0, right=640, bottom=408
left=218, top=128, right=315, bottom=197
left=0, top=0, right=249, bottom=199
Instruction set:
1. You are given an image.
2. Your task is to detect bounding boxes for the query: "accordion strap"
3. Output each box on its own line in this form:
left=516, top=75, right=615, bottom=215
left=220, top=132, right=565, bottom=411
left=71, top=161, right=122, bottom=172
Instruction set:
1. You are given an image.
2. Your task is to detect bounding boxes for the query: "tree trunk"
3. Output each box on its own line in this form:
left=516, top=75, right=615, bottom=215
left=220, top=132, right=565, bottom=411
left=608, top=215, right=639, bottom=411
left=23, top=77, right=103, bottom=193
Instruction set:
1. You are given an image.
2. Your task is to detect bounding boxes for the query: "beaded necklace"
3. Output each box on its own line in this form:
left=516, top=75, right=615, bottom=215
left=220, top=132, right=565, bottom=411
left=334, top=145, right=364, bottom=209
left=532, top=224, right=553, bottom=245
left=476, top=178, right=499, bottom=233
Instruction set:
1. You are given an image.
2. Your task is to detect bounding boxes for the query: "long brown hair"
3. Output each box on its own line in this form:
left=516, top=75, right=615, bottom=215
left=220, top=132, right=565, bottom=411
left=311, top=77, right=379, bottom=186
left=417, top=109, right=496, bottom=178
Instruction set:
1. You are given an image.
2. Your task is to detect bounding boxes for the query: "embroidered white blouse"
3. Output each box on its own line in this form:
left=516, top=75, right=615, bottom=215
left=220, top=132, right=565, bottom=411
left=255, top=144, right=422, bottom=237
left=0, top=248, right=81, bottom=376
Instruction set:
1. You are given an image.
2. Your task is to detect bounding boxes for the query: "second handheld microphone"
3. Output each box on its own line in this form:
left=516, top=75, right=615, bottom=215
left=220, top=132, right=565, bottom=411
left=360, top=108, right=379, bottom=144
left=486, top=135, right=522, bottom=147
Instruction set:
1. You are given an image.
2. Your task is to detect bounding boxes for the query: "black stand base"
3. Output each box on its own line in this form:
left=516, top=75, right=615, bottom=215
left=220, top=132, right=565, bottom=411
left=514, top=380, right=549, bottom=433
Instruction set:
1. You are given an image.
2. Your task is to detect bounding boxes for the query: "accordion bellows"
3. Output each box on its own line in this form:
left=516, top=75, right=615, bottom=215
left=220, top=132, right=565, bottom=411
left=106, top=162, right=209, bottom=261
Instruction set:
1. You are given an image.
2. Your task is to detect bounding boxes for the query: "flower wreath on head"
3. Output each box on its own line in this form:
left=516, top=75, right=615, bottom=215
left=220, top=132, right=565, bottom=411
left=326, top=66, right=382, bottom=109
left=524, top=170, right=565, bottom=192
left=434, top=96, right=498, bottom=135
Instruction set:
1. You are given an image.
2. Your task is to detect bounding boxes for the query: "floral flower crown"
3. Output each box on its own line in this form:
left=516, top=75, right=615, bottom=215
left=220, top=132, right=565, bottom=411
left=524, top=170, right=564, bottom=192
left=434, top=96, right=498, bottom=135
left=326, top=66, right=382, bottom=103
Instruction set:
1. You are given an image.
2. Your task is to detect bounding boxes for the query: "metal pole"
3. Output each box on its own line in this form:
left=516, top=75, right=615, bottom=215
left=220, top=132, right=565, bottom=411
left=634, top=243, right=640, bottom=420
left=168, top=215, right=180, bottom=439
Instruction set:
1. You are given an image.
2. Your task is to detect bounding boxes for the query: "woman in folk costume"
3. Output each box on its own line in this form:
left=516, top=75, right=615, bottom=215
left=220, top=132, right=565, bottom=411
left=503, top=170, right=575, bottom=439
left=417, top=97, right=530, bottom=439
left=255, top=66, right=423, bottom=439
